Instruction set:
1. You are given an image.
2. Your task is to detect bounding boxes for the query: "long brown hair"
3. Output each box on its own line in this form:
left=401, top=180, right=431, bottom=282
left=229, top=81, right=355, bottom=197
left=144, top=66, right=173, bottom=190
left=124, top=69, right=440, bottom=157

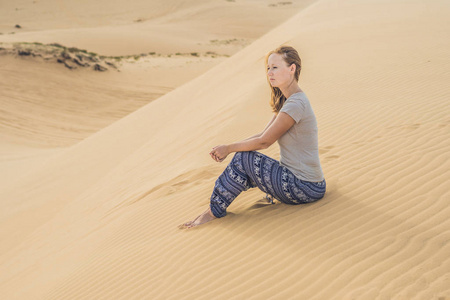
left=265, top=46, right=302, bottom=113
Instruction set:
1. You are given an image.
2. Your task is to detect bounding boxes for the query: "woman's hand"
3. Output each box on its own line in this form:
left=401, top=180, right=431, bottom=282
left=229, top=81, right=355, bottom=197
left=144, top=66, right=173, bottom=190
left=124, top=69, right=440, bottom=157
left=210, top=145, right=230, bottom=162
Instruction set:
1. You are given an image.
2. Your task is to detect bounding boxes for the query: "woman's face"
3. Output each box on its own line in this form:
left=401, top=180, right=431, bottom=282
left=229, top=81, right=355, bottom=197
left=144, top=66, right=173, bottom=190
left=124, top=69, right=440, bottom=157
left=267, top=53, right=294, bottom=88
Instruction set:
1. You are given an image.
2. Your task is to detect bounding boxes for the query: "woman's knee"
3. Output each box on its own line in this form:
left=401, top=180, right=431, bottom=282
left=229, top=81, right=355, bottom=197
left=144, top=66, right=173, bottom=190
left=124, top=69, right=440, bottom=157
left=230, top=151, right=257, bottom=170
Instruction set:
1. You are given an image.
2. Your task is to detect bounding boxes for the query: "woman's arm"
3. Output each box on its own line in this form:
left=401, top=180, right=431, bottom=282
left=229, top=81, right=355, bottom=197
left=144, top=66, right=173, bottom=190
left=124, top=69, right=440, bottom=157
left=210, top=114, right=277, bottom=160
left=210, top=112, right=295, bottom=162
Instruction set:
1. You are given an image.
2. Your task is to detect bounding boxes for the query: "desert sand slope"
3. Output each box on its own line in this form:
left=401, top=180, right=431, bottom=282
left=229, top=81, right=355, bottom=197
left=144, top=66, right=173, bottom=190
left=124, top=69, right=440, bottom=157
left=0, top=57, right=159, bottom=148
left=0, top=0, right=315, bottom=189
left=0, top=55, right=161, bottom=191
left=0, top=0, right=449, bottom=299
left=0, top=0, right=316, bottom=56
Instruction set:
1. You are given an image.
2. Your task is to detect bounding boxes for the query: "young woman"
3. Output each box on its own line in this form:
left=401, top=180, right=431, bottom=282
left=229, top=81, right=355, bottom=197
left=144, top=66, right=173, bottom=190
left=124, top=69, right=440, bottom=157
left=179, top=45, right=326, bottom=229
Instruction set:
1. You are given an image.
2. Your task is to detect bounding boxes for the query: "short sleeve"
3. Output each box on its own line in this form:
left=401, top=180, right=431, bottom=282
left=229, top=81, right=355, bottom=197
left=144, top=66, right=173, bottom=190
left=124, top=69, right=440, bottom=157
left=279, top=99, right=305, bottom=123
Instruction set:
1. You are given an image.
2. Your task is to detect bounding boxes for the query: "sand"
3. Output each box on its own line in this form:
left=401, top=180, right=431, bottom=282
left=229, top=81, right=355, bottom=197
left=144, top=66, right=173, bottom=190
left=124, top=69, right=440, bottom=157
left=0, top=0, right=449, bottom=299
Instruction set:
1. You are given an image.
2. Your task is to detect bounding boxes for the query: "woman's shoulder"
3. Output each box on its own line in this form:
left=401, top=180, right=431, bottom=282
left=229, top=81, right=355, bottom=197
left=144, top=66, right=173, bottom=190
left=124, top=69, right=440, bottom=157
left=286, top=93, right=312, bottom=110
left=284, top=93, right=308, bottom=108
left=288, top=92, right=309, bottom=102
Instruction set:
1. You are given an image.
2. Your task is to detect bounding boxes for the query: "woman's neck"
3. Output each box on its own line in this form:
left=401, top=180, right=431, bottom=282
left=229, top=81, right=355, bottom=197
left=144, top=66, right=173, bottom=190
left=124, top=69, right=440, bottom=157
left=280, top=81, right=302, bottom=99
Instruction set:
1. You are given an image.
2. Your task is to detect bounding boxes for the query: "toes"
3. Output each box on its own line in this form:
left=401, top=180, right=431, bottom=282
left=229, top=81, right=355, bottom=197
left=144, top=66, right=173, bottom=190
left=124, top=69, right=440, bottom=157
left=178, top=221, right=192, bottom=229
left=186, top=223, right=198, bottom=229
left=179, top=210, right=212, bottom=229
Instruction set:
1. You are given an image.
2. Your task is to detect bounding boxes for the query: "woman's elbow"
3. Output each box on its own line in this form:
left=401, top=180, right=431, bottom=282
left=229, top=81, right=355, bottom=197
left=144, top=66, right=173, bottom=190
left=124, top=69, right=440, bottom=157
left=259, top=138, right=273, bottom=149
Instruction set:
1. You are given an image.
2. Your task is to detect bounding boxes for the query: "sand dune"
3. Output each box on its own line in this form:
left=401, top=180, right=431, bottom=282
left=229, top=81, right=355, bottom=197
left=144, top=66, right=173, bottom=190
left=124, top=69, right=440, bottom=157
left=0, top=0, right=449, bottom=299
left=0, top=0, right=315, bottom=188
left=0, top=0, right=315, bottom=56
left=0, top=53, right=225, bottom=189
left=0, top=53, right=222, bottom=148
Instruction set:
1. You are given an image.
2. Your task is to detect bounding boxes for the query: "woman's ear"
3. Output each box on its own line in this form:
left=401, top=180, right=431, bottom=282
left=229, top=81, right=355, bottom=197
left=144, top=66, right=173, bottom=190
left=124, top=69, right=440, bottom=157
left=290, top=63, right=296, bottom=73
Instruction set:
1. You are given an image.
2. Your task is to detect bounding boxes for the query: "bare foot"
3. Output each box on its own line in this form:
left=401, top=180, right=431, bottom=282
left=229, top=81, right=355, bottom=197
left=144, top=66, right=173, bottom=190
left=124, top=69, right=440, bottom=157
left=178, top=207, right=217, bottom=229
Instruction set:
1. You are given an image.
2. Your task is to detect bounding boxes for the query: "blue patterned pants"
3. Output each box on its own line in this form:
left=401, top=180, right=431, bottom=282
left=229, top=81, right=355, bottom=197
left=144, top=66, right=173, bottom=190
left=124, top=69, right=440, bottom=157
left=210, top=151, right=326, bottom=218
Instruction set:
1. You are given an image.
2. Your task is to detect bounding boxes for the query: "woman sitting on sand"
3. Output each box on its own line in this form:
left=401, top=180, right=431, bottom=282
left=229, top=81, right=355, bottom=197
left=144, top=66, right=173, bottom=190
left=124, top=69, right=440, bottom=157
left=179, top=45, right=326, bottom=229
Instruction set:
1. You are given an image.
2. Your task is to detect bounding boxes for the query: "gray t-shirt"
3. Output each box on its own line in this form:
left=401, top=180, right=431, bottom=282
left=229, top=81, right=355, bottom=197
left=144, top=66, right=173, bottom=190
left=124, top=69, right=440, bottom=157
left=278, top=92, right=324, bottom=182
